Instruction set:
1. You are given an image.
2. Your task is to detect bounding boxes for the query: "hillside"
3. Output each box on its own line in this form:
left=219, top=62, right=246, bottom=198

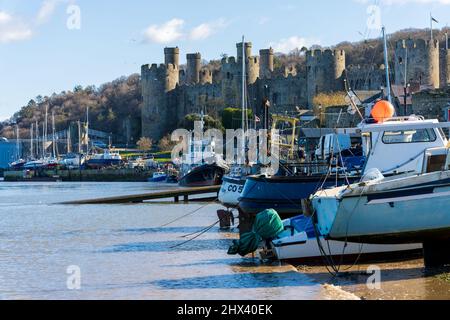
left=0, top=74, right=142, bottom=143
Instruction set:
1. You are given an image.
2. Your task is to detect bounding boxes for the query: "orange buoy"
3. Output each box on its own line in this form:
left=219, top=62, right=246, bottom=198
left=371, top=100, right=395, bottom=123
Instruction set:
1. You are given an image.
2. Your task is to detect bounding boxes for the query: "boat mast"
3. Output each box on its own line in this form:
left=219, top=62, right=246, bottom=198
left=52, top=110, right=56, bottom=158
left=30, top=123, right=34, bottom=159
left=382, top=26, right=392, bottom=104
left=86, top=106, right=89, bottom=154
left=77, top=121, right=81, bottom=154
left=241, top=35, right=247, bottom=133
left=67, top=126, right=72, bottom=154
left=16, top=125, right=20, bottom=160
left=44, top=105, right=48, bottom=158
left=42, top=122, right=45, bottom=159
left=35, top=121, right=39, bottom=158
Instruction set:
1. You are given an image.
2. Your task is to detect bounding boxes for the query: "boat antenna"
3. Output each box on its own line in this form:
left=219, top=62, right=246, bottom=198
left=382, top=26, right=392, bottom=104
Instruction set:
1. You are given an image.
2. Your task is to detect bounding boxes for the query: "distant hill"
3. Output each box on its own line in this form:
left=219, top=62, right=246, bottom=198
left=0, top=74, right=142, bottom=144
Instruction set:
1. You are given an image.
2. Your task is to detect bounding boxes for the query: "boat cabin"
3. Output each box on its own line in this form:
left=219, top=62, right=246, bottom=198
left=339, top=116, right=449, bottom=175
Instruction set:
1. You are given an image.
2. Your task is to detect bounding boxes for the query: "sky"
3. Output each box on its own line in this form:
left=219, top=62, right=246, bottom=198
left=1, top=0, right=450, bottom=121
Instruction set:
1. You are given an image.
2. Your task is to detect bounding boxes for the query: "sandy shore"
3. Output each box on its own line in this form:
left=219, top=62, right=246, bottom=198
left=295, top=258, right=450, bottom=300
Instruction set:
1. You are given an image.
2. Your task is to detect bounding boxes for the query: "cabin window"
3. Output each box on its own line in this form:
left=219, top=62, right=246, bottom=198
left=382, top=129, right=437, bottom=144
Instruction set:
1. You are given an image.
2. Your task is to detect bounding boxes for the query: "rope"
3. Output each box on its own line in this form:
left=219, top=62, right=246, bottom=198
left=170, top=220, right=220, bottom=249
left=158, top=197, right=219, bottom=228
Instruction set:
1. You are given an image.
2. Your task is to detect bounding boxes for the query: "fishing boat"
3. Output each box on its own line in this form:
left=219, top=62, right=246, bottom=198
left=179, top=163, right=227, bottom=187
left=59, top=153, right=85, bottom=169
left=312, top=168, right=450, bottom=244
left=219, top=114, right=303, bottom=209
left=177, top=111, right=229, bottom=187
left=310, top=112, right=450, bottom=266
left=86, top=150, right=122, bottom=169
left=148, top=171, right=168, bottom=183
left=262, top=214, right=422, bottom=263
left=238, top=172, right=360, bottom=219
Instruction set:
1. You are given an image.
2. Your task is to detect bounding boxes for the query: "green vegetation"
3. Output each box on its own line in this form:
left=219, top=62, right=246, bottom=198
left=178, top=114, right=224, bottom=131
left=221, top=108, right=254, bottom=130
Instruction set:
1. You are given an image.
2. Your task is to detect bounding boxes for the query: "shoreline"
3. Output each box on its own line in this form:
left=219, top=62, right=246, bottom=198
left=295, top=259, right=450, bottom=300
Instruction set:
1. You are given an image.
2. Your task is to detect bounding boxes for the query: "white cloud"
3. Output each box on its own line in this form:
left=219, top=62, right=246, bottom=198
left=269, top=36, right=316, bottom=53
left=143, top=18, right=185, bottom=44
left=0, top=11, right=32, bottom=44
left=189, top=18, right=228, bottom=41
left=0, top=0, right=63, bottom=44
left=143, top=18, right=230, bottom=44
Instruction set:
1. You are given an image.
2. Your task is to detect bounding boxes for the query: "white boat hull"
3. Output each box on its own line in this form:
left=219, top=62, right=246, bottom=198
left=271, top=237, right=421, bottom=262
left=313, top=171, right=450, bottom=244
left=218, top=176, right=246, bottom=208
left=265, top=215, right=422, bottom=262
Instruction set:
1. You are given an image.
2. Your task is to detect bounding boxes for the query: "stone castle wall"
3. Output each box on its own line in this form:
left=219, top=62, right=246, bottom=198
left=141, top=38, right=450, bottom=140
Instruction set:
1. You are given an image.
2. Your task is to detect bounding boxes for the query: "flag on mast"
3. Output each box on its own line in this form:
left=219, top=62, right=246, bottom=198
left=431, top=13, right=439, bottom=40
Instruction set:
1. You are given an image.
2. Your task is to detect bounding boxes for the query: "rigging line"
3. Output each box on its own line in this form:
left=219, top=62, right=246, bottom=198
left=170, top=220, right=220, bottom=249
left=158, top=197, right=219, bottom=228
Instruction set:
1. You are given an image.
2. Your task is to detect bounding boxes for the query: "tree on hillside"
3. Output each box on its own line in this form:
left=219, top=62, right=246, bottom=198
left=137, top=137, right=153, bottom=151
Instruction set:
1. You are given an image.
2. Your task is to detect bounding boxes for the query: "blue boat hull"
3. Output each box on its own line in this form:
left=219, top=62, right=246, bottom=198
left=238, top=175, right=359, bottom=218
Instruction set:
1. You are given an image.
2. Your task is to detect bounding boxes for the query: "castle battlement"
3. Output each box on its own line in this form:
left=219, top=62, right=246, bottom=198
left=141, top=37, right=449, bottom=140
left=396, top=39, right=439, bottom=50
left=306, top=49, right=345, bottom=60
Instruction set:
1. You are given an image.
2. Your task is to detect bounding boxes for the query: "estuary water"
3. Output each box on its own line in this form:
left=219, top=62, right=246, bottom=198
left=0, top=182, right=338, bottom=300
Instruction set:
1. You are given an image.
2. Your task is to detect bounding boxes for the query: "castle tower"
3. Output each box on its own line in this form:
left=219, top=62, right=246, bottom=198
left=306, top=49, right=346, bottom=106
left=260, top=48, right=274, bottom=79
left=186, top=53, right=201, bottom=84
left=141, top=48, right=180, bottom=140
left=164, top=47, right=180, bottom=68
left=394, top=39, right=440, bottom=89
left=237, top=42, right=252, bottom=63
left=446, top=49, right=450, bottom=86
left=236, top=42, right=259, bottom=85
left=199, top=68, right=213, bottom=85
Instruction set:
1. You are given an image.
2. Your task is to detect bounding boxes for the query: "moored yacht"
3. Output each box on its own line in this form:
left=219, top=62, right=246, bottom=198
left=310, top=114, right=450, bottom=266
left=86, top=150, right=122, bottom=169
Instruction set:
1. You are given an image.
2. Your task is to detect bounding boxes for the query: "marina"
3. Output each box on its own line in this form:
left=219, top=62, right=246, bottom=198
left=3, top=1, right=450, bottom=305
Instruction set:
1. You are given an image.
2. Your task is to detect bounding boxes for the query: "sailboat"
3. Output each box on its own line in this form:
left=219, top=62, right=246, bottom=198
left=311, top=117, right=450, bottom=243
left=218, top=36, right=259, bottom=207
left=9, top=125, right=26, bottom=170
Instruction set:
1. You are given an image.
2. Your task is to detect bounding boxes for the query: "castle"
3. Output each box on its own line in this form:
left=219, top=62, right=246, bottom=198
left=141, top=39, right=450, bottom=140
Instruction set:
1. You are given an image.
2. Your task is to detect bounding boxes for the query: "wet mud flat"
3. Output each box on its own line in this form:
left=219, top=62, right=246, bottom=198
left=295, top=259, right=450, bottom=300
